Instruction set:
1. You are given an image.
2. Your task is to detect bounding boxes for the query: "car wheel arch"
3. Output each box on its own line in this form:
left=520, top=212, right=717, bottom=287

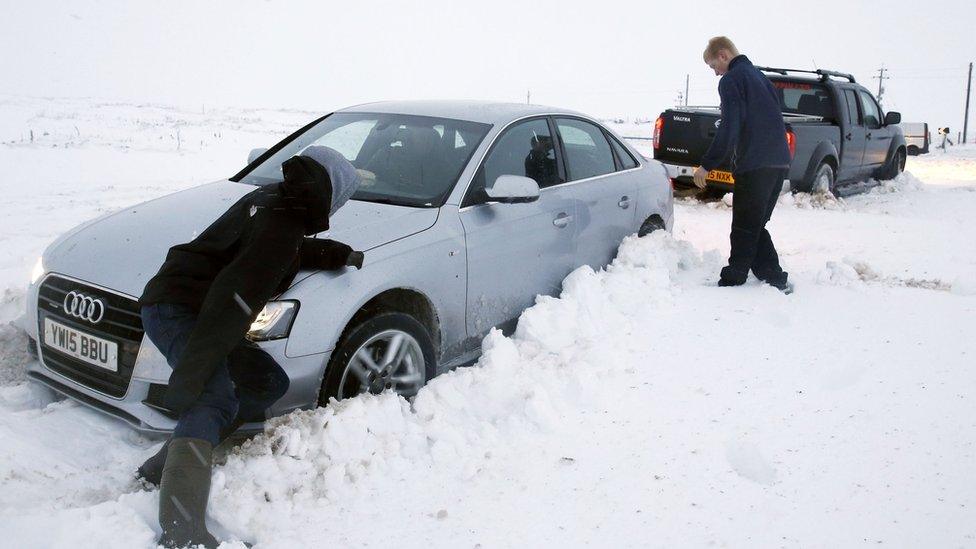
left=800, top=143, right=839, bottom=192
left=334, top=287, right=441, bottom=361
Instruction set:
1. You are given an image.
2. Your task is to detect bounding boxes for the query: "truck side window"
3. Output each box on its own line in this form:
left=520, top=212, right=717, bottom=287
left=858, top=90, right=882, bottom=129
left=843, top=89, right=862, bottom=126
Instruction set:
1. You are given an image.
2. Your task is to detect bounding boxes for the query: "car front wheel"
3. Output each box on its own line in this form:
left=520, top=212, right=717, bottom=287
left=320, top=312, right=436, bottom=403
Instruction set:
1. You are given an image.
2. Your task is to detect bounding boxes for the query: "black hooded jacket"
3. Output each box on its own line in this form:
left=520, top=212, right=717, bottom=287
left=140, top=155, right=359, bottom=413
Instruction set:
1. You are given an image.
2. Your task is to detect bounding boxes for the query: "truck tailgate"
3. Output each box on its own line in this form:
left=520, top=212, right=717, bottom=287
left=654, top=109, right=722, bottom=166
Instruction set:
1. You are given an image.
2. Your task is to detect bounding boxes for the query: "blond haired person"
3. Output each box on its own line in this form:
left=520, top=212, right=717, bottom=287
left=694, top=37, right=793, bottom=293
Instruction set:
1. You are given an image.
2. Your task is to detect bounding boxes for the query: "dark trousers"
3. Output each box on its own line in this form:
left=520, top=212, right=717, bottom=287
left=720, top=167, right=789, bottom=286
left=140, top=302, right=290, bottom=445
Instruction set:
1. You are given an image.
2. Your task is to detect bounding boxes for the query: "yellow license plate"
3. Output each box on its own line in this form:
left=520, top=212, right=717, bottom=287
left=706, top=170, right=735, bottom=184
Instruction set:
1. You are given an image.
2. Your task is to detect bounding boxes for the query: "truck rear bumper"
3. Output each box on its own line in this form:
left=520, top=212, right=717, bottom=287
left=659, top=161, right=734, bottom=192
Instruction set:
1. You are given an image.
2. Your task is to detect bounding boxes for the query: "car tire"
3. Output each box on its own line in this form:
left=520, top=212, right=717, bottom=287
left=876, top=148, right=906, bottom=181
left=637, top=215, right=666, bottom=237
left=907, top=145, right=919, bottom=156
left=320, top=312, right=436, bottom=404
left=811, top=162, right=835, bottom=195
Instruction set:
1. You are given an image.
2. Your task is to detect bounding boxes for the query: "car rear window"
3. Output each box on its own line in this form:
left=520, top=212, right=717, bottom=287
left=771, top=80, right=835, bottom=120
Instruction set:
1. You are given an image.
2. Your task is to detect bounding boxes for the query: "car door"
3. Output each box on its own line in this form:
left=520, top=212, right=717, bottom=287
left=459, top=117, right=578, bottom=338
left=858, top=89, right=892, bottom=168
left=839, top=88, right=867, bottom=182
left=553, top=117, right=637, bottom=270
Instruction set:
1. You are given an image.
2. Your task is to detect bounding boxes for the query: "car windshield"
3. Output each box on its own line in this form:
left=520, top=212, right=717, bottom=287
left=237, top=112, right=492, bottom=208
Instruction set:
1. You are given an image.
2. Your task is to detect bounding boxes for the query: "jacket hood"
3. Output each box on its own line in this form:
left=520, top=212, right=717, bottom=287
left=280, top=146, right=361, bottom=235
left=303, top=146, right=361, bottom=217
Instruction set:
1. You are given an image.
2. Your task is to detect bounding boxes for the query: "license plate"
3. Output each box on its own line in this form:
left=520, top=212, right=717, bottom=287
left=706, top=170, right=735, bottom=184
left=43, top=317, right=119, bottom=372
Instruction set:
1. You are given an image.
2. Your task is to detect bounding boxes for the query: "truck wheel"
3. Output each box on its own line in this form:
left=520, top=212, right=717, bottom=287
left=877, top=148, right=906, bottom=181
left=320, top=312, right=436, bottom=404
left=907, top=145, right=919, bottom=156
left=811, top=162, right=835, bottom=195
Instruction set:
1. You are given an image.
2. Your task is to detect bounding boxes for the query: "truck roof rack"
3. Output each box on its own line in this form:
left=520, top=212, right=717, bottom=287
left=755, top=66, right=856, bottom=83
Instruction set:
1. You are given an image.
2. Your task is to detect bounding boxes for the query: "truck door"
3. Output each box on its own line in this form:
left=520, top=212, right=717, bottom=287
left=839, top=88, right=866, bottom=182
left=858, top=89, right=892, bottom=168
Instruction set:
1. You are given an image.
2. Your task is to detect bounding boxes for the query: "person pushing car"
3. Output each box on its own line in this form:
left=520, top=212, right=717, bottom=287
left=693, top=36, right=793, bottom=293
left=137, top=145, right=364, bottom=548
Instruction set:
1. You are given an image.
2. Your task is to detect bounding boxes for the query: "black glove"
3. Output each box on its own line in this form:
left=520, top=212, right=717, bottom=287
left=346, top=251, right=364, bottom=269
left=300, top=238, right=364, bottom=271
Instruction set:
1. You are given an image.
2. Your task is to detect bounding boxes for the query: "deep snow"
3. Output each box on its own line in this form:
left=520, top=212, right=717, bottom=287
left=0, top=96, right=974, bottom=548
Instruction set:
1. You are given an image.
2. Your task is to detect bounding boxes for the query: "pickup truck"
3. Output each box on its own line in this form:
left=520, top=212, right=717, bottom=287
left=653, top=67, right=907, bottom=195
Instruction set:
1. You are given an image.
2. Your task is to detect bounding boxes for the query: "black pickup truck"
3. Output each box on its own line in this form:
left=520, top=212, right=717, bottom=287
left=653, top=67, right=907, bottom=195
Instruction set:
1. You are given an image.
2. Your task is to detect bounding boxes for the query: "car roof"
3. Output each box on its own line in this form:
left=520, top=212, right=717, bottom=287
left=338, top=100, right=586, bottom=126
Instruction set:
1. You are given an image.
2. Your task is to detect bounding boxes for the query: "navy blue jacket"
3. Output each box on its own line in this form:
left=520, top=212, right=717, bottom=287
left=700, top=55, right=791, bottom=174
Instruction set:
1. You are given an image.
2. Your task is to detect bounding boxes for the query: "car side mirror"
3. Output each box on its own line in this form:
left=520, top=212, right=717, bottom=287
left=884, top=111, right=901, bottom=126
left=248, top=148, right=269, bottom=164
left=485, top=175, right=540, bottom=204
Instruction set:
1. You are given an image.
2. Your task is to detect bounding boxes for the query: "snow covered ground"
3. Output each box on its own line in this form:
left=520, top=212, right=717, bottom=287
left=0, top=96, right=974, bottom=548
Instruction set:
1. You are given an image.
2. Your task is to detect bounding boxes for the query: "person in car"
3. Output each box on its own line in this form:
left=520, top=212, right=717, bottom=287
left=693, top=36, right=793, bottom=294
left=137, top=146, right=364, bottom=548
left=524, top=134, right=559, bottom=185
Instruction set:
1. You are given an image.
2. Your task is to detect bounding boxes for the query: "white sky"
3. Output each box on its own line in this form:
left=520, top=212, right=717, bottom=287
left=4, top=0, right=975, bottom=136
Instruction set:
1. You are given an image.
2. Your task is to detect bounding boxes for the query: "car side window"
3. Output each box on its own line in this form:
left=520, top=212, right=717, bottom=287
left=463, top=118, right=562, bottom=207
left=858, top=90, right=882, bottom=129
left=608, top=134, right=638, bottom=170
left=843, top=89, right=862, bottom=126
left=555, top=118, right=616, bottom=181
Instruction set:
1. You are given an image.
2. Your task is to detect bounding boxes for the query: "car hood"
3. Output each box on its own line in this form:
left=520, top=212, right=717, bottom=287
left=43, top=180, right=439, bottom=298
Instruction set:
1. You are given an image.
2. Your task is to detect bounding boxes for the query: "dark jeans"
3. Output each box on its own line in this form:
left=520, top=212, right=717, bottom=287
left=140, top=302, right=290, bottom=445
left=720, top=167, right=789, bottom=286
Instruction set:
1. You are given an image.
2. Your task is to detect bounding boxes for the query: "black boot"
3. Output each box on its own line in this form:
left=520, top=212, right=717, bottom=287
left=136, top=438, right=172, bottom=488
left=158, top=437, right=219, bottom=549
left=138, top=418, right=246, bottom=488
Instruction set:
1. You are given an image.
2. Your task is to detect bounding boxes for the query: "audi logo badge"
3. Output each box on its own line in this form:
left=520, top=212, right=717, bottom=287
left=62, top=291, right=106, bottom=324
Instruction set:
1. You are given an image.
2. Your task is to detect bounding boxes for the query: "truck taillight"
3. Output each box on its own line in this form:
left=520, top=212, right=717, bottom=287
left=786, top=130, right=796, bottom=159
left=653, top=116, right=663, bottom=149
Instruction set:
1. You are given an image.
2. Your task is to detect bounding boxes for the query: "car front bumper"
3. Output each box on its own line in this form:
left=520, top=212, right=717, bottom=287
left=24, top=272, right=329, bottom=435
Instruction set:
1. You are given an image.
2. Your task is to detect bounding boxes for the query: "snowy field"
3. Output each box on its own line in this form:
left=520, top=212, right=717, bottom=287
left=0, top=96, right=974, bottom=548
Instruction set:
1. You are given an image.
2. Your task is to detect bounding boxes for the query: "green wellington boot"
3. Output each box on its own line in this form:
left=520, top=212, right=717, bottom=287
left=158, top=437, right=219, bottom=549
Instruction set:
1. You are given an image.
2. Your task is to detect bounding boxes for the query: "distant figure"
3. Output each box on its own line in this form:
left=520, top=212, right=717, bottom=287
left=939, top=127, right=954, bottom=152
left=692, top=36, right=793, bottom=294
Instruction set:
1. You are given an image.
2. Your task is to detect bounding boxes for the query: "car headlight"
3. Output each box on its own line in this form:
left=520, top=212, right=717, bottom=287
left=30, top=257, right=45, bottom=285
left=247, top=300, right=299, bottom=341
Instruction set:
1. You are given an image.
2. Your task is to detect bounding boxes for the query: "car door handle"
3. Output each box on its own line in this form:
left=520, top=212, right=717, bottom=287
left=618, top=196, right=631, bottom=209
left=552, top=213, right=573, bottom=228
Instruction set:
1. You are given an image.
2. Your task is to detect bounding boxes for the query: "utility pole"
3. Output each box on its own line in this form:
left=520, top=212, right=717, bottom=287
left=684, top=74, right=689, bottom=106
left=964, top=62, right=972, bottom=144
left=527, top=90, right=531, bottom=105
left=873, top=66, right=889, bottom=103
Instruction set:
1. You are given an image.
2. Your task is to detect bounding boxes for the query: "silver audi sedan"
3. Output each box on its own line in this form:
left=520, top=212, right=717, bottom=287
left=23, top=101, right=674, bottom=433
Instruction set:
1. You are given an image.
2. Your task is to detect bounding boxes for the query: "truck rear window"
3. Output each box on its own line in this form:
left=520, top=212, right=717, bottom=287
left=771, top=80, right=835, bottom=120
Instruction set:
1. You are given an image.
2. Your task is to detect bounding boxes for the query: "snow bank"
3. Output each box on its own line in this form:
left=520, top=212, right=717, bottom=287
left=207, top=232, right=713, bottom=544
